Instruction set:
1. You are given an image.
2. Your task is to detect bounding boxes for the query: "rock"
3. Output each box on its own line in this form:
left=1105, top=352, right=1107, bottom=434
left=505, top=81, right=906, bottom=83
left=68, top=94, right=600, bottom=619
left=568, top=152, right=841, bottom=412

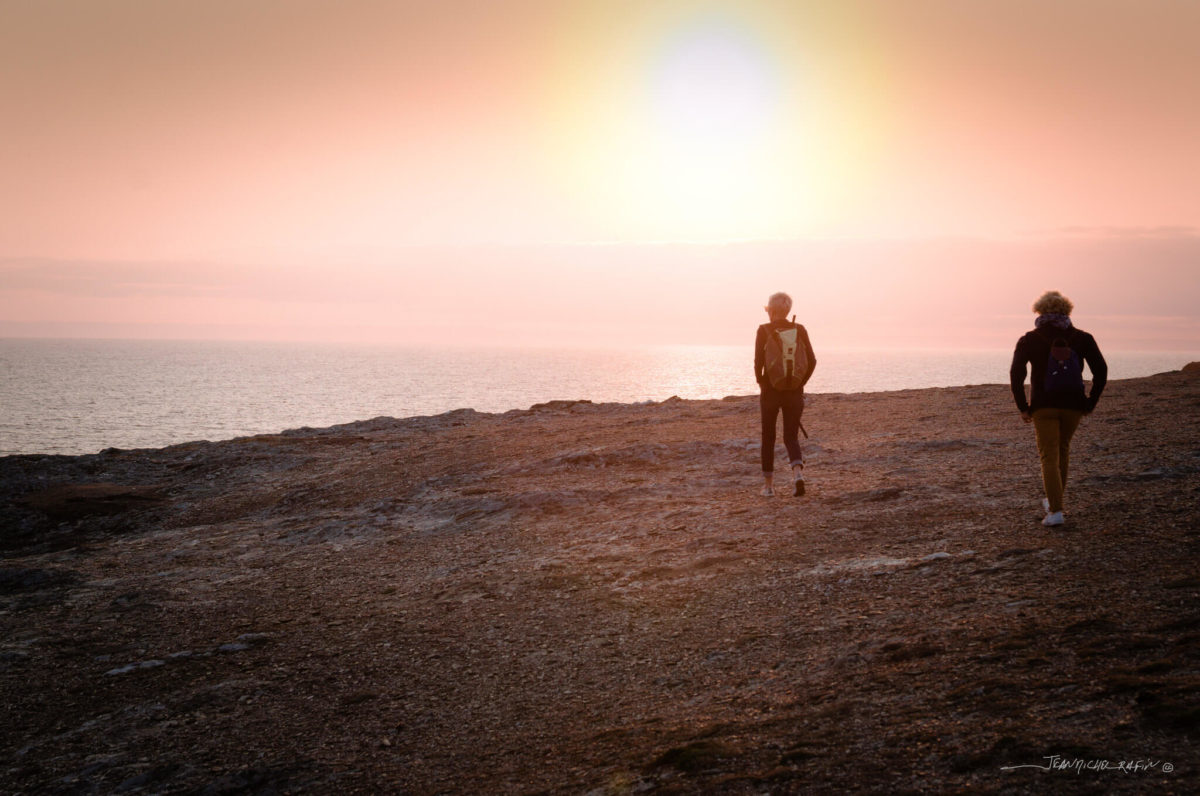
left=3, top=372, right=1198, bottom=794
left=105, top=659, right=165, bottom=676
left=834, top=487, right=904, bottom=503
left=197, top=764, right=298, bottom=795
left=536, top=444, right=668, bottom=471
left=510, top=491, right=585, bottom=513
left=0, top=567, right=77, bottom=594
left=1132, top=467, right=1185, bottom=481
left=649, top=740, right=732, bottom=772
left=806, top=556, right=911, bottom=576
left=18, top=484, right=165, bottom=521
left=529, top=399, right=592, bottom=412
left=1182, top=361, right=1200, bottom=373
left=235, top=633, right=272, bottom=644
left=893, top=439, right=978, bottom=451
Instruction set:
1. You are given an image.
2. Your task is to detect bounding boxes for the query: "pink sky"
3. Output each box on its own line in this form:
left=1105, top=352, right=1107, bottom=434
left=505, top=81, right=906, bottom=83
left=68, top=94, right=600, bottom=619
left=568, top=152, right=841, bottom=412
left=2, top=1, right=1198, bottom=350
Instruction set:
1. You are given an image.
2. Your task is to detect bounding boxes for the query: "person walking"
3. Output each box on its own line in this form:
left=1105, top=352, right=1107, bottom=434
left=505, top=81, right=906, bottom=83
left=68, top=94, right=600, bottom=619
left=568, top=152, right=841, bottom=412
left=755, top=292, right=817, bottom=496
left=1010, top=290, right=1107, bottom=526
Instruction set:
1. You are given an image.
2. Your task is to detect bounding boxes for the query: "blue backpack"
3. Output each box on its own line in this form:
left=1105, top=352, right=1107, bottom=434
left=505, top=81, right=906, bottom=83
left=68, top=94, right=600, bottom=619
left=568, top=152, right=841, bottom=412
left=1044, top=336, right=1084, bottom=394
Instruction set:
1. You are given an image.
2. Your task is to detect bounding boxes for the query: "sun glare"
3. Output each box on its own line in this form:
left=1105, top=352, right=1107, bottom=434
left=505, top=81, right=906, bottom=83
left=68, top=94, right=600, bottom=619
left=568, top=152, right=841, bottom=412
left=539, top=4, right=888, bottom=243
left=629, top=21, right=791, bottom=236
left=647, top=23, right=779, bottom=155
left=544, top=10, right=827, bottom=242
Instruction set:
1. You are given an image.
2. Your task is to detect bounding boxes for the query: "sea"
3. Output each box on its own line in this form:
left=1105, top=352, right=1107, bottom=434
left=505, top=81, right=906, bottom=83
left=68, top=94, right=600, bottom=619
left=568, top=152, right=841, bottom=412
left=0, top=339, right=1190, bottom=456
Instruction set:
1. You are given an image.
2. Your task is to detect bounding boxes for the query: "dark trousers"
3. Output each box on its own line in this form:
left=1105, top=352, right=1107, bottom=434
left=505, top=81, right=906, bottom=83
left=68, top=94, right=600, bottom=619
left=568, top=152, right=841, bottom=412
left=760, top=387, right=804, bottom=473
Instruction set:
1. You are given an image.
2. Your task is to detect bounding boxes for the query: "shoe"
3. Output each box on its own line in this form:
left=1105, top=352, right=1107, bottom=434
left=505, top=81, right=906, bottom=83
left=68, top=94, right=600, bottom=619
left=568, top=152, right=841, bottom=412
left=1042, top=511, right=1064, bottom=527
left=794, top=478, right=806, bottom=497
left=761, top=486, right=775, bottom=497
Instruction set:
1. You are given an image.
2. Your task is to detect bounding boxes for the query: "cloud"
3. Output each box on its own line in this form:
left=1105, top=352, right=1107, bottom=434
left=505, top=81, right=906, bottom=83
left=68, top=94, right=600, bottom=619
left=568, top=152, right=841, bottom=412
left=0, top=258, right=240, bottom=298
left=1032, top=225, right=1200, bottom=239
left=2, top=234, right=1199, bottom=350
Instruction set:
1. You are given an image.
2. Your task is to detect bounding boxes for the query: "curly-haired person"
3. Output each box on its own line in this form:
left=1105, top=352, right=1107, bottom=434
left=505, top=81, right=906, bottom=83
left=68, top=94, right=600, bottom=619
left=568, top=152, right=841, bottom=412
left=1010, top=290, right=1108, bottom=526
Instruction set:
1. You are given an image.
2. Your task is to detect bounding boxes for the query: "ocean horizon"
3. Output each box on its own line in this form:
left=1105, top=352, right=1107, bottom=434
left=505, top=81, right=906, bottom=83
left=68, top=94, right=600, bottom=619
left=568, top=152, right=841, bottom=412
left=1, top=337, right=1192, bottom=457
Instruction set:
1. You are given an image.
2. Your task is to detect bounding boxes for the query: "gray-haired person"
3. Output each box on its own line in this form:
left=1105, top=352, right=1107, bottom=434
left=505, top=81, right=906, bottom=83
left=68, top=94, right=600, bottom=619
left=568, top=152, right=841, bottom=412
left=755, top=292, right=817, bottom=496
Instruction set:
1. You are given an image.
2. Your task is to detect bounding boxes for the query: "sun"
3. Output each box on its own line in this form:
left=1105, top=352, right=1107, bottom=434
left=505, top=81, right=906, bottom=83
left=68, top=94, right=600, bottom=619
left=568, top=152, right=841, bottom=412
left=541, top=5, right=878, bottom=243
left=646, top=22, right=779, bottom=158
left=545, top=12, right=817, bottom=241
left=623, top=20, right=793, bottom=236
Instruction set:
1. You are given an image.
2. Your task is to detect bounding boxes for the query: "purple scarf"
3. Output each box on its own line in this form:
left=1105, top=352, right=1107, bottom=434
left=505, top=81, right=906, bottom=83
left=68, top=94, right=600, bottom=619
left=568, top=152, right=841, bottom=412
left=1035, top=313, right=1073, bottom=331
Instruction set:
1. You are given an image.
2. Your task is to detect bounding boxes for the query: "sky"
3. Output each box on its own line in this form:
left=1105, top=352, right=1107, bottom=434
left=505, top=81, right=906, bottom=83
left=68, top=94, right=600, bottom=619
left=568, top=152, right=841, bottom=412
left=1, top=0, right=1198, bottom=350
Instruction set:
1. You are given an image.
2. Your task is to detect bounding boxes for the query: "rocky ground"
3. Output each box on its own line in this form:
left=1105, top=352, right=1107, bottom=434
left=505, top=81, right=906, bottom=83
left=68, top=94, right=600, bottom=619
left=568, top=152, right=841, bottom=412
left=2, top=368, right=1199, bottom=794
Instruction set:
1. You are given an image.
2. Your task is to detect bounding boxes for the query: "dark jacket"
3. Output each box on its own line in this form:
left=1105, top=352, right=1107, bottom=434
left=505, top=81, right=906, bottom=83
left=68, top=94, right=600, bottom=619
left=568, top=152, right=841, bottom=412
left=1010, top=324, right=1107, bottom=413
left=755, top=320, right=817, bottom=390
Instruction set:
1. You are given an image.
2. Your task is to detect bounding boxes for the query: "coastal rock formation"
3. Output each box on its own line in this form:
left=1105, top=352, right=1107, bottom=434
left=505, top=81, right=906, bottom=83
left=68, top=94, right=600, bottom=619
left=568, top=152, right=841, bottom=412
left=1, top=370, right=1198, bottom=793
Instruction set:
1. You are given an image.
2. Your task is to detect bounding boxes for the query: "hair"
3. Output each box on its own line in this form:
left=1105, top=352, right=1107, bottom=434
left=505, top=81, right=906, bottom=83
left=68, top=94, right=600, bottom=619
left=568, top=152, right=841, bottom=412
left=1032, top=290, right=1074, bottom=316
left=766, top=292, right=793, bottom=317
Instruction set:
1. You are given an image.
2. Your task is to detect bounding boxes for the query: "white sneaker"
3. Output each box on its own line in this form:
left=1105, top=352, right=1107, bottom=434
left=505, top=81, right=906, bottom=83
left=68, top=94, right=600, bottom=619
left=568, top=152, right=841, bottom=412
left=1042, top=511, right=1064, bottom=527
left=761, top=485, right=775, bottom=497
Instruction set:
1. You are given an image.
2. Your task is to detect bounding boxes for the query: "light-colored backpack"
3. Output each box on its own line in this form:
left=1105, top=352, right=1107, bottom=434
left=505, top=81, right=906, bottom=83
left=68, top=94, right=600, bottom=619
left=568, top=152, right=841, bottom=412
left=764, top=317, right=808, bottom=390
